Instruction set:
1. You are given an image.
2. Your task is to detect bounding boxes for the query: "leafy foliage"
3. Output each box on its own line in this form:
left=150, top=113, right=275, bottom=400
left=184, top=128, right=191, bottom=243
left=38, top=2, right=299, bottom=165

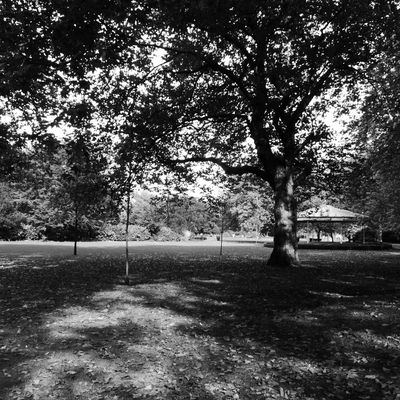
left=345, top=50, right=400, bottom=233
left=98, top=223, right=151, bottom=241
left=0, top=134, right=116, bottom=242
left=2, top=0, right=400, bottom=265
left=0, top=182, right=26, bottom=240
left=229, top=180, right=274, bottom=236
left=103, top=0, right=399, bottom=265
left=153, top=226, right=182, bottom=241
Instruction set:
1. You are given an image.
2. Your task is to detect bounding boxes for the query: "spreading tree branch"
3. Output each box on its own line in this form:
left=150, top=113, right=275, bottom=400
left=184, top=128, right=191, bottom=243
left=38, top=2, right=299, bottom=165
left=169, top=156, right=270, bottom=181
left=135, top=41, right=253, bottom=101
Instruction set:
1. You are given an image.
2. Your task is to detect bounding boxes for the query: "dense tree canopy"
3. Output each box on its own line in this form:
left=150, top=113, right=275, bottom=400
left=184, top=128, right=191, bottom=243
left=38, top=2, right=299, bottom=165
left=121, top=0, right=399, bottom=266
left=346, top=48, right=400, bottom=235
left=1, top=0, right=400, bottom=265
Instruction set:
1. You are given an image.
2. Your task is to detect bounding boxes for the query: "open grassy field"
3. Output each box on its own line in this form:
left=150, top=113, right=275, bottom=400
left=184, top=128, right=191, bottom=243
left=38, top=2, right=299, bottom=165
left=1, top=241, right=400, bottom=400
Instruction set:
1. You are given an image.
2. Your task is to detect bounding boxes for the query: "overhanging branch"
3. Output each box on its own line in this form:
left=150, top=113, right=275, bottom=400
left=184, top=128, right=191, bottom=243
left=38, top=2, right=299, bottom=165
left=170, top=156, right=269, bottom=181
left=135, top=41, right=253, bottom=101
left=290, top=66, right=334, bottom=128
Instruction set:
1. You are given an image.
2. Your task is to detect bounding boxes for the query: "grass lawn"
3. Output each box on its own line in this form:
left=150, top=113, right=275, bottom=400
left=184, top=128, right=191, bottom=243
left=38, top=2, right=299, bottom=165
left=1, top=241, right=400, bottom=400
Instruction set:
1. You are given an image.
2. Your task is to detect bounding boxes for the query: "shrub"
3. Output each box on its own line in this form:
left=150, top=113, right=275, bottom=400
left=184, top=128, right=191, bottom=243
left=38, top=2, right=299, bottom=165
left=182, top=229, right=192, bottom=240
left=129, top=225, right=151, bottom=241
left=20, top=223, right=45, bottom=240
left=353, top=227, right=378, bottom=243
left=147, top=223, right=162, bottom=236
left=153, top=226, right=182, bottom=241
left=0, top=211, right=25, bottom=240
left=97, top=223, right=121, bottom=241
left=382, top=230, right=400, bottom=243
left=97, top=223, right=151, bottom=241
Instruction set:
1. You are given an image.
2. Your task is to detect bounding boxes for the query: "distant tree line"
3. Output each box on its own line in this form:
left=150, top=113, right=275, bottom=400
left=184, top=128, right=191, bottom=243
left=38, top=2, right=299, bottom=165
left=0, top=129, right=274, bottom=242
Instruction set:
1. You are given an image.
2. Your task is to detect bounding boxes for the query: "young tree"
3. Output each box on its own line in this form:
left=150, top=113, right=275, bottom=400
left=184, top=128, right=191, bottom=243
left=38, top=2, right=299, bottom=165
left=0, top=182, right=27, bottom=239
left=51, top=131, right=110, bottom=255
left=229, top=180, right=274, bottom=238
left=113, top=135, right=145, bottom=285
left=0, top=121, right=27, bottom=177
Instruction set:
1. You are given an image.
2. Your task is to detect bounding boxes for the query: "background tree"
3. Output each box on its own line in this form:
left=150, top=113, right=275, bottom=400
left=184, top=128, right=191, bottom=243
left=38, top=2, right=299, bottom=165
left=112, top=133, right=149, bottom=284
left=0, top=182, right=27, bottom=240
left=52, top=129, right=111, bottom=254
left=344, top=48, right=400, bottom=237
left=229, top=180, right=274, bottom=238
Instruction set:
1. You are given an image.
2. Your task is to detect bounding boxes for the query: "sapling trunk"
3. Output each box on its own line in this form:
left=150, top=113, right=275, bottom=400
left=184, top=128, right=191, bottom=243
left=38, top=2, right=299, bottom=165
left=125, top=166, right=132, bottom=285
left=219, top=206, right=224, bottom=258
left=73, top=205, right=78, bottom=256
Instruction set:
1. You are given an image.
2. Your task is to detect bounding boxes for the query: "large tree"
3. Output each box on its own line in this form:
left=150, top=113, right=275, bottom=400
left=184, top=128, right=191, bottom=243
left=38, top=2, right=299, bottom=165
left=4, top=0, right=399, bottom=266
left=123, top=0, right=398, bottom=266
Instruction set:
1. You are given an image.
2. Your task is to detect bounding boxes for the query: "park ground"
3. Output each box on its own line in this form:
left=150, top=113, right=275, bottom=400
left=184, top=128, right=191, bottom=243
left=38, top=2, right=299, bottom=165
left=1, top=241, right=400, bottom=400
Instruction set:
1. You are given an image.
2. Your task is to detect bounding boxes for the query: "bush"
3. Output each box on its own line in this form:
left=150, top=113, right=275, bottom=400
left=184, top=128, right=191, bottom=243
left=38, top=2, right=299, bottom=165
left=0, top=212, right=26, bottom=240
left=382, top=230, right=400, bottom=243
left=153, top=226, right=182, bottom=241
left=97, top=223, right=151, bottom=241
left=97, top=223, right=120, bottom=241
left=182, top=229, right=192, bottom=240
left=20, top=223, right=45, bottom=240
left=44, top=224, right=76, bottom=241
left=129, top=225, right=151, bottom=241
left=147, top=223, right=162, bottom=236
left=353, top=227, right=378, bottom=243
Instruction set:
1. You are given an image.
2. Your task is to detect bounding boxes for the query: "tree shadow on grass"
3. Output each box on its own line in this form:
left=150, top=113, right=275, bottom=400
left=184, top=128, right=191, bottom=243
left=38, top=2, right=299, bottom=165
left=0, top=253, right=223, bottom=399
left=1, top=249, right=400, bottom=399
left=120, top=250, right=400, bottom=399
left=0, top=254, right=126, bottom=399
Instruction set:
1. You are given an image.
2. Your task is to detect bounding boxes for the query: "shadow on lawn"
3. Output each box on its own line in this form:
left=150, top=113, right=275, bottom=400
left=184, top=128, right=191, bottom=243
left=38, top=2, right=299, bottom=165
left=0, top=254, right=125, bottom=398
left=1, top=249, right=400, bottom=399
left=0, top=254, right=224, bottom=399
left=123, top=251, right=400, bottom=399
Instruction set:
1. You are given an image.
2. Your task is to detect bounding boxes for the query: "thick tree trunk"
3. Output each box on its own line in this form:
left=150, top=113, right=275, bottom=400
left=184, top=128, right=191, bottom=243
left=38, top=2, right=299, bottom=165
left=267, top=167, right=299, bottom=267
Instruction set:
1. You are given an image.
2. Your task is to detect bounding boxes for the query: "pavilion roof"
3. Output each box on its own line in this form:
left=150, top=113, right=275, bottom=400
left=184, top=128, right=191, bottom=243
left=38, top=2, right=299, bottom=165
left=298, top=205, right=363, bottom=222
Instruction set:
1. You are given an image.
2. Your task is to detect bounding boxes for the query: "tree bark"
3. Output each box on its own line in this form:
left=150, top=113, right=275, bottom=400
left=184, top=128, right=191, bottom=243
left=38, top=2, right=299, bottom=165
left=73, top=175, right=79, bottom=256
left=219, top=204, right=224, bottom=257
left=125, top=164, right=133, bottom=285
left=267, top=167, right=299, bottom=267
left=73, top=206, right=78, bottom=256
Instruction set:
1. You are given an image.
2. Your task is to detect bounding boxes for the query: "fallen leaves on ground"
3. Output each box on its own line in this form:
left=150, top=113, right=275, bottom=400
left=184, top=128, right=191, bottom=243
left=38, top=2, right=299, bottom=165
left=1, top=246, right=400, bottom=399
